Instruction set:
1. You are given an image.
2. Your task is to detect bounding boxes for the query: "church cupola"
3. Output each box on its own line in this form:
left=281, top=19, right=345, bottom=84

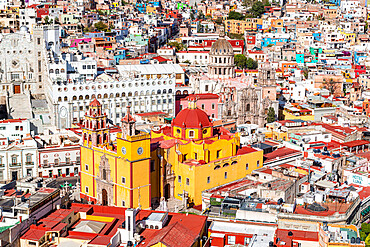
left=171, top=96, right=213, bottom=140
left=82, top=98, right=110, bottom=148
left=121, top=106, right=136, bottom=140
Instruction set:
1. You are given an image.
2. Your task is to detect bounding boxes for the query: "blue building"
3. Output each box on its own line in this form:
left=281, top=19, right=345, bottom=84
left=114, top=48, right=127, bottom=64
left=296, top=54, right=304, bottom=64
left=261, top=37, right=290, bottom=47
left=354, top=51, right=367, bottom=65
left=312, top=33, right=321, bottom=41
left=328, top=0, right=340, bottom=6
left=136, top=3, right=146, bottom=13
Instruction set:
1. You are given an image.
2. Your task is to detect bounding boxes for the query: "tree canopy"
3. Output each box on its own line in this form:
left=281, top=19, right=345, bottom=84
left=250, top=1, right=266, bottom=18
left=168, top=41, right=186, bottom=52
left=234, top=54, right=258, bottom=69
left=267, top=107, right=276, bottom=123
left=228, top=11, right=245, bottom=20
left=94, top=21, right=108, bottom=32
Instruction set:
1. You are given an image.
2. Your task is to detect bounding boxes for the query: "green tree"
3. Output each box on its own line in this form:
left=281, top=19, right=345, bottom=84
left=250, top=1, right=266, bottom=18
left=360, top=230, right=367, bottom=241
left=94, top=21, right=108, bottom=32
left=267, top=107, right=276, bottom=123
left=44, top=16, right=50, bottom=24
left=198, top=10, right=205, bottom=20
left=168, top=41, right=186, bottom=51
left=365, top=21, right=368, bottom=32
left=362, top=223, right=370, bottom=234
left=246, top=57, right=258, bottom=69
left=190, top=11, right=195, bottom=20
left=54, top=17, right=60, bottom=24
left=234, top=54, right=248, bottom=69
left=228, top=11, right=245, bottom=20
left=215, top=17, right=223, bottom=24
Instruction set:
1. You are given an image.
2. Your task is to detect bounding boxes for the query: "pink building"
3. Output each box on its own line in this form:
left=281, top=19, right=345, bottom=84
left=178, top=93, right=219, bottom=119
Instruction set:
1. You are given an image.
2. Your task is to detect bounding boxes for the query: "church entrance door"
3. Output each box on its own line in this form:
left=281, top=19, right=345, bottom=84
left=102, top=189, right=108, bottom=206
left=164, top=184, right=171, bottom=199
left=14, top=85, right=20, bottom=94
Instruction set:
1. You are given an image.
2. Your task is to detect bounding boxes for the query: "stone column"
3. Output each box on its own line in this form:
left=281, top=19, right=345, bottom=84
left=68, top=101, right=73, bottom=128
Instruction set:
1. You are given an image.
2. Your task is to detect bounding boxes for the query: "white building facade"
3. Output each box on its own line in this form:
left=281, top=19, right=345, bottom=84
left=38, top=145, right=80, bottom=178
left=48, top=64, right=183, bottom=128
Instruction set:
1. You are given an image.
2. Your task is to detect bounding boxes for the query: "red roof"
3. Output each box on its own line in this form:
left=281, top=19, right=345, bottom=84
left=145, top=222, right=198, bottom=247
left=264, top=147, right=301, bottom=161
left=89, top=98, right=101, bottom=107
left=275, top=228, right=319, bottom=246
left=0, top=118, right=27, bottom=123
left=341, top=140, right=370, bottom=148
left=152, top=56, right=170, bottom=62
left=184, top=93, right=219, bottom=100
left=237, top=146, right=258, bottom=155
left=21, top=229, right=45, bottom=241
left=137, top=111, right=166, bottom=117
left=172, top=108, right=212, bottom=129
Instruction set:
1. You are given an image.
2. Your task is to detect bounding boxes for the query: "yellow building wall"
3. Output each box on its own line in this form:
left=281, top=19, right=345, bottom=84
left=283, top=110, right=315, bottom=121
left=224, top=19, right=262, bottom=34
left=160, top=134, right=263, bottom=205
left=80, top=132, right=151, bottom=209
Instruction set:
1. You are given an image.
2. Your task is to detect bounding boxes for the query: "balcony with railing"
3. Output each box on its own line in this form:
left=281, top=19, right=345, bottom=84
left=0, top=164, right=4, bottom=168
left=25, top=162, right=34, bottom=166
left=9, top=163, right=21, bottom=167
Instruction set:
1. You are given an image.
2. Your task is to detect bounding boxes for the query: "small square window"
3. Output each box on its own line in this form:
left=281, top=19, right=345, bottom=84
left=257, top=160, right=260, bottom=167
left=85, top=186, right=89, bottom=193
left=85, top=164, right=89, bottom=171
left=224, top=172, right=228, bottom=179
left=122, top=177, right=126, bottom=184
left=207, top=176, right=210, bottom=183
left=189, top=130, right=195, bottom=138
left=178, top=176, right=181, bottom=183
left=186, top=178, right=190, bottom=185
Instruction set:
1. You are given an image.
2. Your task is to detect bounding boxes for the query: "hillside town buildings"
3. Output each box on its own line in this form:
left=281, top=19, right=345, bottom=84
left=2, top=0, right=370, bottom=246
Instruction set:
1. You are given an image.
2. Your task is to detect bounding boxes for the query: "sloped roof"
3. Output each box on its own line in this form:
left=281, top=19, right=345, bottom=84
left=72, top=221, right=105, bottom=234
left=146, top=222, right=198, bottom=247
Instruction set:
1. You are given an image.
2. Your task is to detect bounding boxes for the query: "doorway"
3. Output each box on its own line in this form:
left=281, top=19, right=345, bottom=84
left=11, top=171, right=18, bottom=181
left=14, top=85, right=20, bottom=94
left=164, top=184, right=171, bottom=199
left=102, top=189, right=108, bottom=206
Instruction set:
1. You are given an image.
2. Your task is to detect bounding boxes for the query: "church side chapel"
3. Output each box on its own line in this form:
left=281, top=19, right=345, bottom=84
left=191, top=25, right=279, bottom=127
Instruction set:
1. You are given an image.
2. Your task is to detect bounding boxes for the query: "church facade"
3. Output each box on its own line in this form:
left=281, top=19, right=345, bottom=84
left=190, top=29, right=278, bottom=127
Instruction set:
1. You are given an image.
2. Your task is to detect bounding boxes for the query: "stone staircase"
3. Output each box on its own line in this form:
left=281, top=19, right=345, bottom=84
left=7, top=93, right=33, bottom=119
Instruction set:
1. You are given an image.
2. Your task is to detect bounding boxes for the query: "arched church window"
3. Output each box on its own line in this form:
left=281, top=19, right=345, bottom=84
left=247, top=104, right=250, bottom=111
left=102, top=168, right=107, bottom=180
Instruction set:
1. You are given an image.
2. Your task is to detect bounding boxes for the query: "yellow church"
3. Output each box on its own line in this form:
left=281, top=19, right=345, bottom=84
left=80, top=97, right=263, bottom=208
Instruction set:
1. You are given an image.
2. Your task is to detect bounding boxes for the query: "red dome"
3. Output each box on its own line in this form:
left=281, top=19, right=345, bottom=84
left=172, top=108, right=212, bottom=128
